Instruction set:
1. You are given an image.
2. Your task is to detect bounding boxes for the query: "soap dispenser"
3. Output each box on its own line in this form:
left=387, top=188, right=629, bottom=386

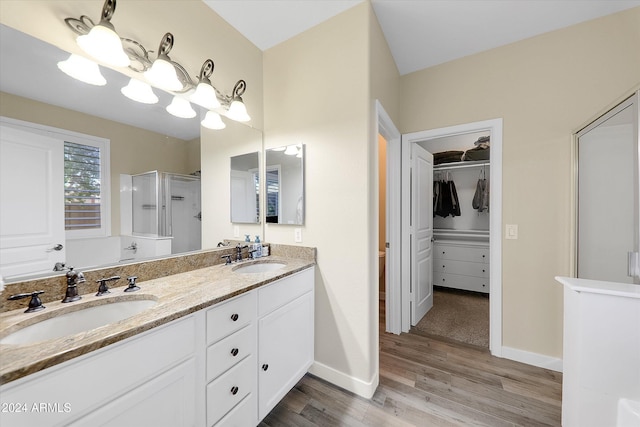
left=254, top=235, right=262, bottom=258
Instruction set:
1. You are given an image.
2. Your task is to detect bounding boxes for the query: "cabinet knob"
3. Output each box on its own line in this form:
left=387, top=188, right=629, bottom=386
left=230, top=348, right=239, bottom=357
left=443, top=265, right=445, bottom=268
left=482, top=269, right=485, bottom=273
left=230, top=386, right=239, bottom=395
left=262, top=364, right=269, bottom=371
left=230, top=313, right=239, bottom=321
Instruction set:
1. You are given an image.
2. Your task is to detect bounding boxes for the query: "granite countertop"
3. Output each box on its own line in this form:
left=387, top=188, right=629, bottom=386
left=0, top=256, right=314, bottom=385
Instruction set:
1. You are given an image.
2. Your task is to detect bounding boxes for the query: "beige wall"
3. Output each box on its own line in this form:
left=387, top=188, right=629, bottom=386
left=0, top=92, right=197, bottom=235
left=263, top=3, right=378, bottom=394
left=400, top=7, right=640, bottom=357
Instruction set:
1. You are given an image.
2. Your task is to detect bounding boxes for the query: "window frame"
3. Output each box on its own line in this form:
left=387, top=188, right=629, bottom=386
left=0, top=117, right=111, bottom=240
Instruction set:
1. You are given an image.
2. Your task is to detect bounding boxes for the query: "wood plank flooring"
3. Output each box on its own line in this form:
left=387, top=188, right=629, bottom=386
left=260, top=306, right=562, bottom=426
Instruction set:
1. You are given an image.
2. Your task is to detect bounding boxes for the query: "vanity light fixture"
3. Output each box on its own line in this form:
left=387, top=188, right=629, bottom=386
left=225, top=80, right=251, bottom=122
left=74, top=0, right=130, bottom=67
left=57, top=54, right=106, bottom=86
left=166, top=95, right=196, bottom=119
left=143, top=33, right=184, bottom=92
left=121, top=78, right=158, bottom=104
left=284, top=145, right=300, bottom=156
left=201, top=111, right=226, bottom=130
left=63, top=0, right=251, bottom=126
left=190, top=59, right=221, bottom=110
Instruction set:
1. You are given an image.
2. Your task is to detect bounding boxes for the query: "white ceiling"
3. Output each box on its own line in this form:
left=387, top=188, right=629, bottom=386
left=205, top=0, right=640, bottom=75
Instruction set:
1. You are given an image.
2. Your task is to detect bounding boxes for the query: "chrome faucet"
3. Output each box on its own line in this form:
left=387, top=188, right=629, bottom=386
left=62, top=267, right=85, bottom=303
left=235, top=244, right=248, bottom=262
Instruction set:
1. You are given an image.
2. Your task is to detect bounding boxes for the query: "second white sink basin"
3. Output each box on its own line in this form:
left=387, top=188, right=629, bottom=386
left=233, top=262, right=286, bottom=274
left=0, top=299, right=158, bottom=345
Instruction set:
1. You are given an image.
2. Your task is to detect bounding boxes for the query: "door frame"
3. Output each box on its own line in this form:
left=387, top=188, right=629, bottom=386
left=401, top=118, right=503, bottom=356
left=375, top=101, right=402, bottom=335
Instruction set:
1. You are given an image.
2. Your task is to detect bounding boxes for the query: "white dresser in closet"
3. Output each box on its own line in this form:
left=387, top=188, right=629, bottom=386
left=433, top=240, right=489, bottom=293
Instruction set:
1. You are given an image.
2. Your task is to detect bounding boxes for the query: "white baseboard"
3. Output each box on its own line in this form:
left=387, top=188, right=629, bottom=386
left=308, top=361, right=378, bottom=399
left=501, top=346, right=563, bottom=372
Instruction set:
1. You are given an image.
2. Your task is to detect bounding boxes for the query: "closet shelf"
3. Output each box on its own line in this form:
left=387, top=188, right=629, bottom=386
left=433, top=160, right=490, bottom=170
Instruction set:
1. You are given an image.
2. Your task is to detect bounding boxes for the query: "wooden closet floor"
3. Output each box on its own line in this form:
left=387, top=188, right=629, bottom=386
left=260, top=309, right=562, bottom=426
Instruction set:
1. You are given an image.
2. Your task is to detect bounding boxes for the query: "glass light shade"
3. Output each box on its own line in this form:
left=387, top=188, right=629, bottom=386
left=57, top=54, right=106, bottom=86
left=201, top=111, right=226, bottom=130
left=226, top=99, right=250, bottom=122
left=284, top=145, right=299, bottom=156
left=190, top=82, right=221, bottom=109
left=77, top=24, right=130, bottom=67
left=144, top=57, right=183, bottom=91
left=121, top=78, right=158, bottom=104
left=166, top=96, right=196, bottom=119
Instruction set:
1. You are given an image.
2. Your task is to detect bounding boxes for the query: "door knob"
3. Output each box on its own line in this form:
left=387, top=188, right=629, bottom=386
left=47, top=244, right=64, bottom=252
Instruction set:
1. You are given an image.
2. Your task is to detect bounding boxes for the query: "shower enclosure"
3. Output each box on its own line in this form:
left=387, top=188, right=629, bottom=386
left=132, top=171, right=201, bottom=254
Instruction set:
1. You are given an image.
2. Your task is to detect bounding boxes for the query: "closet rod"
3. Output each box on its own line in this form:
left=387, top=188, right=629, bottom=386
left=433, top=160, right=490, bottom=171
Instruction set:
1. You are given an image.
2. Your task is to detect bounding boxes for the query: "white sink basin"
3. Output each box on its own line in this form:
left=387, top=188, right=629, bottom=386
left=0, top=299, right=157, bottom=345
left=233, top=262, right=287, bottom=274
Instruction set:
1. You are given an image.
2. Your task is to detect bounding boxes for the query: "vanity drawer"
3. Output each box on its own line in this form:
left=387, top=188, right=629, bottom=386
left=206, top=291, right=256, bottom=345
left=213, top=393, right=256, bottom=427
left=258, top=267, right=314, bottom=316
left=206, top=356, right=255, bottom=426
left=435, top=259, right=489, bottom=278
left=434, top=244, right=489, bottom=264
left=434, top=272, right=489, bottom=293
left=207, top=323, right=255, bottom=382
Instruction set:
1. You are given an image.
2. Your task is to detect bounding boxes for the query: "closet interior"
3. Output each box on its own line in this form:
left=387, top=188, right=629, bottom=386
left=416, top=131, right=491, bottom=347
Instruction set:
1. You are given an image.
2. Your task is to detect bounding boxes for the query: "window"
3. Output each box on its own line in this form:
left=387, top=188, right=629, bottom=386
left=63, top=136, right=110, bottom=239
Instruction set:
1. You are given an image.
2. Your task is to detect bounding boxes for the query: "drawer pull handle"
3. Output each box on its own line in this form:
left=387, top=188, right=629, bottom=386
left=443, top=265, right=445, bottom=268
left=230, top=386, right=239, bottom=395
left=482, top=269, right=485, bottom=272
left=262, top=363, right=269, bottom=371
left=230, top=348, right=239, bottom=356
left=230, top=313, right=239, bottom=321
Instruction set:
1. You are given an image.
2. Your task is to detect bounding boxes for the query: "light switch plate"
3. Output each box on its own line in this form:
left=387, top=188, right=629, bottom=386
left=233, top=225, right=240, bottom=238
left=294, top=228, right=302, bottom=243
left=506, top=224, right=518, bottom=240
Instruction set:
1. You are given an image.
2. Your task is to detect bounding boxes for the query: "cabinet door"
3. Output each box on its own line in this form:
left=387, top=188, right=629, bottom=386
left=258, top=291, right=314, bottom=420
left=68, top=358, right=196, bottom=427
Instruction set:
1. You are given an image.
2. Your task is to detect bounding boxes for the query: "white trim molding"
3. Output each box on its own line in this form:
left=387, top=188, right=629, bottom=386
left=309, top=361, right=379, bottom=399
left=502, top=347, right=563, bottom=373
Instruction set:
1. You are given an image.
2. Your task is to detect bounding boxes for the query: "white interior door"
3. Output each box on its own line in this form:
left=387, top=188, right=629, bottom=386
left=230, top=170, right=257, bottom=223
left=411, top=143, right=434, bottom=325
left=0, top=123, right=65, bottom=278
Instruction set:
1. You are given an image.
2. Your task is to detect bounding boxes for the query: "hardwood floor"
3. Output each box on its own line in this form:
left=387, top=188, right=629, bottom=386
left=260, top=305, right=562, bottom=426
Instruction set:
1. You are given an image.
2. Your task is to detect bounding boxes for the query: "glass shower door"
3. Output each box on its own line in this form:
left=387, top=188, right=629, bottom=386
left=576, top=92, right=639, bottom=284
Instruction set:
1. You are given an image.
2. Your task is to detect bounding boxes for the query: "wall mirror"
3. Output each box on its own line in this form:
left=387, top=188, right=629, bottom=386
left=0, top=24, right=262, bottom=282
left=230, top=152, right=260, bottom=223
left=265, top=144, right=305, bottom=225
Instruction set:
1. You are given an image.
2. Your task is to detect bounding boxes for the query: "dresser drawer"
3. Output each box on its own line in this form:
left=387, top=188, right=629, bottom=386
left=207, top=291, right=256, bottom=345
left=213, top=393, right=256, bottom=427
left=434, top=272, right=489, bottom=293
left=434, top=244, right=489, bottom=263
left=435, top=259, right=489, bottom=278
left=206, top=356, right=255, bottom=426
left=207, top=323, right=255, bottom=383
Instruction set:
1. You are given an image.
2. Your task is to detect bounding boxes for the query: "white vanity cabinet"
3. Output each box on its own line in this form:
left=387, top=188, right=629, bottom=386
left=433, top=241, right=489, bottom=293
left=0, top=315, right=199, bottom=427
left=0, top=266, right=315, bottom=427
left=257, top=268, right=315, bottom=421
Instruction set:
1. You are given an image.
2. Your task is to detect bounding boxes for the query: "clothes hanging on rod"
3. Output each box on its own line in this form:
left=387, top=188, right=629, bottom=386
left=433, top=171, right=461, bottom=218
left=472, top=167, right=490, bottom=212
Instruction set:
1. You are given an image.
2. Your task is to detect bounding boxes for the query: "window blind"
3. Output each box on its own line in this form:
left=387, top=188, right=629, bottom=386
left=64, top=141, right=101, bottom=230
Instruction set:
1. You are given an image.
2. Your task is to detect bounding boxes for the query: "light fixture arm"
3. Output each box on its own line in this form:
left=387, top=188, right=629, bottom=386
left=98, top=0, right=117, bottom=29
left=199, top=59, right=215, bottom=84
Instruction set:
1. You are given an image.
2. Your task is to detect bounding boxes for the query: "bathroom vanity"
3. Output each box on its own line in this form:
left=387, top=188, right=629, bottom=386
left=0, top=258, right=315, bottom=427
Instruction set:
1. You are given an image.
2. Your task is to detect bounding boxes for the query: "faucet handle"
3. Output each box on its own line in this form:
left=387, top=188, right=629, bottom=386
left=8, top=291, right=45, bottom=313
left=96, top=276, right=120, bottom=296
left=221, top=255, right=232, bottom=265
left=124, top=276, right=140, bottom=293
